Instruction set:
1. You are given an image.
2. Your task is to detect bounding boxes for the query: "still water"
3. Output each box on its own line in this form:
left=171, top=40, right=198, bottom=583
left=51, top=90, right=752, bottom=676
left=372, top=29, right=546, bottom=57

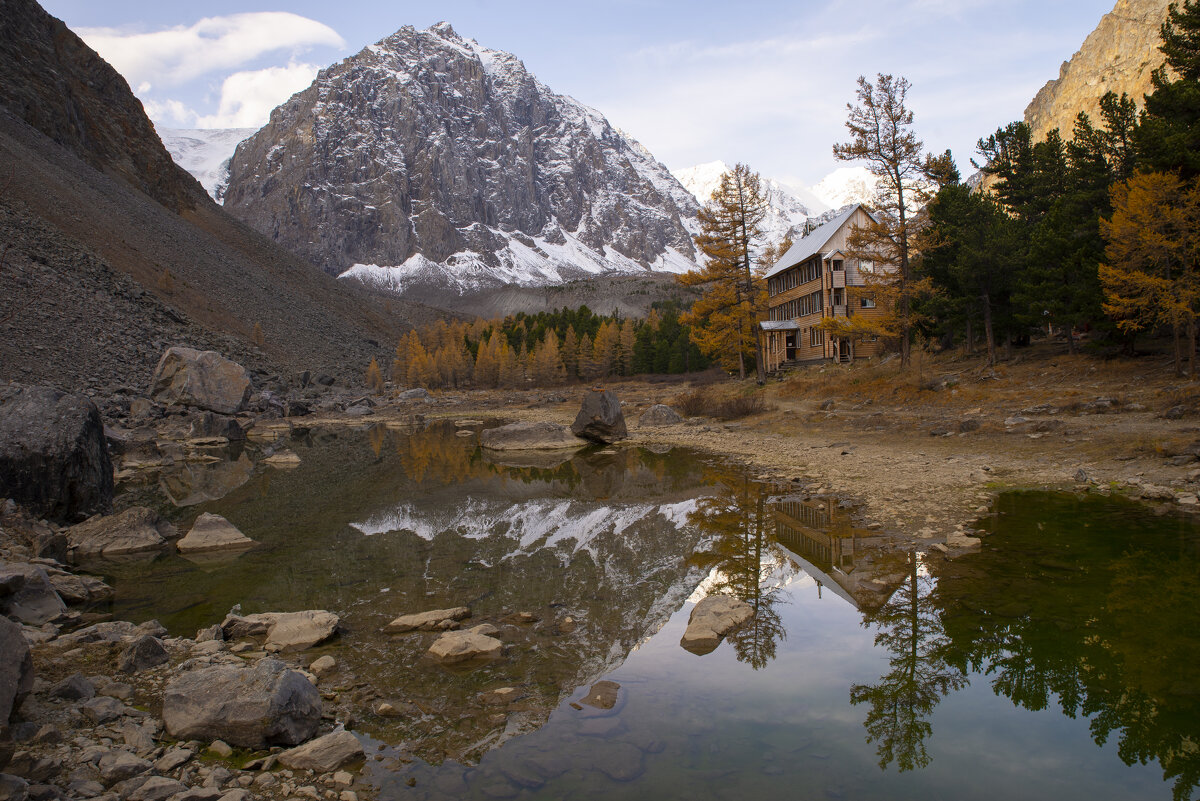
left=103, top=421, right=1200, bottom=800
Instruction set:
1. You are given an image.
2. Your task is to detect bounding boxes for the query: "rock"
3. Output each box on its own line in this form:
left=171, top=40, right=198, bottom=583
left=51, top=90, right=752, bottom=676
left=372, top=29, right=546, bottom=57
left=397, top=388, right=430, bottom=401
left=277, top=730, right=363, bottom=773
left=96, top=752, right=150, bottom=785
left=479, top=422, right=587, bottom=451
left=221, top=611, right=339, bottom=653
left=161, top=658, right=321, bottom=748
left=0, top=618, right=34, bottom=722
left=42, top=570, right=112, bottom=606
left=207, top=741, right=233, bottom=759
left=65, top=508, right=177, bottom=562
left=0, top=385, right=113, bottom=524
left=125, top=777, right=184, bottom=801
left=680, top=595, right=754, bottom=655
left=0, top=565, right=66, bottom=626
left=591, top=742, right=645, bottom=782
left=958, top=418, right=981, bottom=433
left=580, top=680, right=620, bottom=710
left=117, top=636, right=169, bottom=674
left=1164, top=405, right=1189, bottom=420
left=262, top=451, right=301, bottom=467
left=637, top=404, right=682, bottom=427
left=177, top=514, right=254, bottom=553
left=47, top=674, right=93, bottom=702
left=343, top=406, right=372, bottom=417
left=149, top=348, right=252, bottom=415
left=1074, top=468, right=1090, bottom=483
left=80, top=697, right=129, bottom=725
left=189, top=413, right=245, bottom=442
left=152, top=749, right=191, bottom=773
left=570, top=389, right=627, bottom=444
left=427, top=630, right=502, bottom=664
left=0, top=775, right=27, bottom=801
left=308, top=656, right=336, bottom=676
left=381, top=607, right=470, bottom=633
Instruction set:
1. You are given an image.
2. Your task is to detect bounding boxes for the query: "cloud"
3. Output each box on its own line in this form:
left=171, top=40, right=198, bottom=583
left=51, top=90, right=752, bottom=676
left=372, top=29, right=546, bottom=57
left=76, top=12, right=344, bottom=87
left=141, top=62, right=321, bottom=129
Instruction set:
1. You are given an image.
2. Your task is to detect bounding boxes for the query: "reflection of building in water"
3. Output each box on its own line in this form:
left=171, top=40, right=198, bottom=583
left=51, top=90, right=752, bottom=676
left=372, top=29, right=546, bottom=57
left=770, top=495, right=904, bottom=611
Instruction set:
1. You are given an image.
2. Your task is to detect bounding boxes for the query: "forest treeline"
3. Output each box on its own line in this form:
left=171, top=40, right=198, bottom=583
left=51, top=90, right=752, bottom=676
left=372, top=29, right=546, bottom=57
left=916, top=1, right=1200, bottom=374
left=385, top=303, right=710, bottom=389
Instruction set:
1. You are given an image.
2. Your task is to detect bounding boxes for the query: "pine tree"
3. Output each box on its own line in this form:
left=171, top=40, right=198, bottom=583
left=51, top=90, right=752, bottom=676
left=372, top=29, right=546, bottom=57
left=561, top=325, right=580, bottom=380
left=578, top=332, right=598, bottom=381
left=678, top=163, right=769, bottom=380
left=1099, top=171, right=1200, bottom=375
left=833, top=74, right=948, bottom=367
left=365, top=357, right=384, bottom=393
left=1138, top=0, right=1200, bottom=177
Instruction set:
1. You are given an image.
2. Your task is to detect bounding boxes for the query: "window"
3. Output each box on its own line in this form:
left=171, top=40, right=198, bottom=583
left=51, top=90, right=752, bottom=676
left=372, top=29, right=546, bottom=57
left=860, top=261, right=874, bottom=274
left=861, top=296, right=876, bottom=309
left=810, top=328, right=824, bottom=346
left=832, top=259, right=844, bottom=271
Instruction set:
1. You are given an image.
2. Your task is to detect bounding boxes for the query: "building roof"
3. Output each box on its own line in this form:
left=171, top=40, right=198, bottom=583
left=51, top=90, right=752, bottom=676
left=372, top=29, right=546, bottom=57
left=763, top=204, right=863, bottom=280
left=760, top=321, right=802, bottom=331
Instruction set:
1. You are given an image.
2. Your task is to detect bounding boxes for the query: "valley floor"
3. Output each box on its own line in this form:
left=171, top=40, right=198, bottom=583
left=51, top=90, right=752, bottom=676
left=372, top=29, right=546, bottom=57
left=364, top=345, right=1200, bottom=545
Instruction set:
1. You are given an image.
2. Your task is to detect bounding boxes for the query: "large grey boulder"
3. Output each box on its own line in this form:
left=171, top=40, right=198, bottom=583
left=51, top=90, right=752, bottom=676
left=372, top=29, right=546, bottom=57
left=221, top=611, right=339, bottom=653
left=66, top=507, right=177, bottom=562
left=382, top=607, right=470, bottom=633
left=177, top=514, right=254, bottom=553
left=479, top=421, right=587, bottom=451
left=638, top=404, right=682, bottom=427
left=117, top=636, right=169, bottom=674
left=0, top=385, right=113, bottom=523
left=0, top=564, right=66, bottom=626
left=161, top=658, right=321, bottom=747
left=149, top=348, right=252, bottom=415
left=571, top=389, right=627, bottom=444
left=679, top=595, right=754, bottom=655
left=0, top=617, right=34, bottom=722
left=277, top=730, right=363, bottom=772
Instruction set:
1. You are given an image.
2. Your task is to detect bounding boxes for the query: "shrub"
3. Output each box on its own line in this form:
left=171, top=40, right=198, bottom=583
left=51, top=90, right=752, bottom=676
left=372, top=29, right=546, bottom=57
left=671, top=387, right=769, bottom=420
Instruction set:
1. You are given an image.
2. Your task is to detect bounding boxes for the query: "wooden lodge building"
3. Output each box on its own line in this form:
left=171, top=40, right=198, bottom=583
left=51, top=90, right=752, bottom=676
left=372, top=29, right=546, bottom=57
left=760, top=204, right=889, bottom=371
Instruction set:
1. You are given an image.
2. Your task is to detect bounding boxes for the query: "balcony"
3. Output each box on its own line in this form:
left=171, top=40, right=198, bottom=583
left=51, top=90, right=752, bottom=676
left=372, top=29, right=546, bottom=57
left=831, top=271, right=846, bottom=289
left=832, top=304, right=848, bottom=317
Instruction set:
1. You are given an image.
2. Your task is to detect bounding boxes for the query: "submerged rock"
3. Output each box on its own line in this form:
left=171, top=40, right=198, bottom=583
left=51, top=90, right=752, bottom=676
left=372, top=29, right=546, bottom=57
left=222, top=610, right=339, bottom=653
left=571, top=389, right=627, bottom=444
left=277, top=730, right=364, bottom=772
left=480, top=421, right=586, bottom=451
left=382, top=607, right=470, bottom=633
left=680, top=595, right=753, bottom=655
left=162, top=658, right=321, bottom=747
left=0, top=384, right=113, bottom=523
left=427, top=629, right=503, bottom=664
left=149, top=347, right=252, bottom=415
left=177, top=513, right=254, bottom=553
left=65, top=507, right=177, bottom=562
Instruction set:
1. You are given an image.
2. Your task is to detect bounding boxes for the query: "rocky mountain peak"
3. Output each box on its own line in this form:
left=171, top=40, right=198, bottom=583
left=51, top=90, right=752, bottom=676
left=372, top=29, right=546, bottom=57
left=0, top=0, right=208, bottom=213
left=222, top=22, right=700, bottom=299
left=1024, top=0, right=1171, bottom=142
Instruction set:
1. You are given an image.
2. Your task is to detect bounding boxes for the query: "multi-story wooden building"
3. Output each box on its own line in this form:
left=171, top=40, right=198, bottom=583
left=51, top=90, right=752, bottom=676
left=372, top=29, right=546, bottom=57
left=759, top=204, right=889, bottom=371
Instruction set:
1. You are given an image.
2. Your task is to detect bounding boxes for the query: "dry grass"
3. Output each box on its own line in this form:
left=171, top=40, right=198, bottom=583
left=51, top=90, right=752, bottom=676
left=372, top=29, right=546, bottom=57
left=672, top=386, right=771, bottom=420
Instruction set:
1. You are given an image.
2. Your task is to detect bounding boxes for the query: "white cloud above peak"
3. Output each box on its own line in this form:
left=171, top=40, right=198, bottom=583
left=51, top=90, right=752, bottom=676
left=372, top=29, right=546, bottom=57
left=76, top=12, right=344, bottom=87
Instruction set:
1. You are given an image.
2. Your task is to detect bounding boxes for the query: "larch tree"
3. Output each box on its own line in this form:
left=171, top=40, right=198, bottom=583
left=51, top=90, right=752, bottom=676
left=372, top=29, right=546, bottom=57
left=1099, top=171, right=1200, bottom=376
left=365, top=357, right=384, bottom=393
left=833, top=74, right=947, bottom=367
left=678, top=163, right=769, bottom=381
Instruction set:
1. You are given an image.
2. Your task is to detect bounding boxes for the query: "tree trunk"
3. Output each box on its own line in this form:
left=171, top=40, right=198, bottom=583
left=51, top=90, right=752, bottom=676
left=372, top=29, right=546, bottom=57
left=1174, top=325, right=1184, bottom=377
left=754, top=329, right=766, bottom=384
left=1066, top=326, right=1076, bottom=355
left=1190, top=319, right=1198, bottom=379
left=965, top=319, right=974, bottom=355
left=982, top=293, right=995, bottom=367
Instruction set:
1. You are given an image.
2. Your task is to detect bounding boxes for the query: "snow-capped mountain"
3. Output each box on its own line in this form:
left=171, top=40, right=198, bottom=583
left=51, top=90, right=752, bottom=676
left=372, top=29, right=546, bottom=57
left=157, top=127, right=255, bottom=201
left=672, top=160, right=830, bottom=250
left=221, top=22, right=701, bottom=296
left=811, top=166, right=878, bottom=209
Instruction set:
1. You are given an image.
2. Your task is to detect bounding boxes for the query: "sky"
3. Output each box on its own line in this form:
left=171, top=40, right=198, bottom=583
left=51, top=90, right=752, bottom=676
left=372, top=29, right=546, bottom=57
left=40, top=0, right=1119, bottom=188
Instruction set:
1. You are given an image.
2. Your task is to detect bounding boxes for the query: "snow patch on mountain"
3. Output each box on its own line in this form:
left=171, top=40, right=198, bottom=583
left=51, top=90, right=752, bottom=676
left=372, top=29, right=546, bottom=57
left=811, top=166, right=878, bottom=209
left=158, top=127, right=256, bottom=201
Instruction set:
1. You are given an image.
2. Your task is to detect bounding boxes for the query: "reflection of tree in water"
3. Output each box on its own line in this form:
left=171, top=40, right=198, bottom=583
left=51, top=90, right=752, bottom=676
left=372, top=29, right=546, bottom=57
left=934, top=492, right=1200, bottom=801
left=688, top=476, right=789, bottom=669
left=850, top=551, right=966, bottom=772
